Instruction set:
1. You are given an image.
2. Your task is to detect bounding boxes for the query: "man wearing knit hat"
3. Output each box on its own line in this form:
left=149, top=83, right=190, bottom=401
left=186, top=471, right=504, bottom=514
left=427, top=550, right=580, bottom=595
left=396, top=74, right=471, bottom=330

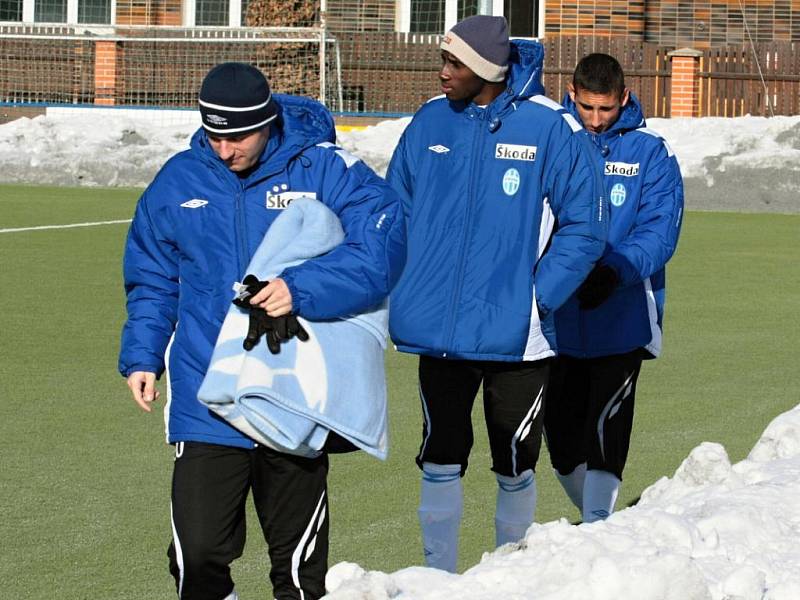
left=120, top=62, right=406, bottom=599
left=387, top=16, right=607, bottom=572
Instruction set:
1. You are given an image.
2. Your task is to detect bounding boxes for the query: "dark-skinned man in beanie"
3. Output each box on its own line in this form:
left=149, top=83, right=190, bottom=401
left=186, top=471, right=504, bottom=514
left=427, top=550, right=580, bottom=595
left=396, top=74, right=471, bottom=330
left=386, top=15, right=607, bottom=572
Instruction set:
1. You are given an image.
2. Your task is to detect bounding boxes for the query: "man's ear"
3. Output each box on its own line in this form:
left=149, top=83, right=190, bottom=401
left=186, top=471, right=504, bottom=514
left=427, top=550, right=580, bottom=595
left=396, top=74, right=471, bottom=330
left=621, top=87, right=630, bottom=107
left=567, top=82, right=575, bottom=102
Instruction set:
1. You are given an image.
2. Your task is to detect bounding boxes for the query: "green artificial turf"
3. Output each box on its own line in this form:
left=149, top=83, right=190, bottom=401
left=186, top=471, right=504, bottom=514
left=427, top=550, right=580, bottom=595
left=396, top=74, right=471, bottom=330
left=0, top=184, right=797, bottom=598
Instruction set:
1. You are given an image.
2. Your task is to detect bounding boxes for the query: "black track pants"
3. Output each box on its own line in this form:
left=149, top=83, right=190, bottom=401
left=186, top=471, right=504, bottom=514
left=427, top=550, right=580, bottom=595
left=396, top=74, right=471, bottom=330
left=416, top=355, right=549, bottom=477
left=544, top=350, right=643, bottom=480
left=167, top=442, right=329, bottom=600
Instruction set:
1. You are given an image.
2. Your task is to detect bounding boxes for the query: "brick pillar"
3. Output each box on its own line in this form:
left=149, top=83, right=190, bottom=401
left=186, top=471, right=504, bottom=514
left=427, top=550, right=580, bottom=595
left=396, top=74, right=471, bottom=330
left=94, top=41, right=119, bottom=105
left=668, top=48, right=703, bottom=118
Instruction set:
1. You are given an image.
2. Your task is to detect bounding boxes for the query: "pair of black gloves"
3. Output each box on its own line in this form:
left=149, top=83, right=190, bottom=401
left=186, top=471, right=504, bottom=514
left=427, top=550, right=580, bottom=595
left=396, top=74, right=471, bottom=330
left=232, top=275, right=309, bottom=353
left=577, top=264, right=619, bottom=310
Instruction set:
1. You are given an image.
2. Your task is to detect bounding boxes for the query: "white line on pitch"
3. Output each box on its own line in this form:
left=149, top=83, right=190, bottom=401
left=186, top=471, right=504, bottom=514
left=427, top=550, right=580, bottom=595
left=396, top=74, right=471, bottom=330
left=0, top=219, right=132, bottom=233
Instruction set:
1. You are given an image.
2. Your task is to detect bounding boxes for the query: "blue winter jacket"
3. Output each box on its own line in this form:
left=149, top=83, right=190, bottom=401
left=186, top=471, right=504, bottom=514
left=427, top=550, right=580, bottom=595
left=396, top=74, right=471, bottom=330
left=119, top=95, right=406, bottom=448
left=387, top=40, right=608, bottom=362
left=555, top=92, right=684, bottom=358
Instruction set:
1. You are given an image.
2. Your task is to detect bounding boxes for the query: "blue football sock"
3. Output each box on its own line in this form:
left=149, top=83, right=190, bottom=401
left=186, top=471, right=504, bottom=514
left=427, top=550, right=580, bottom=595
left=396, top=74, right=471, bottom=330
left=582, top=469, right=620, bottom=523
left=418, top=463, right=463, bottom=572
left=495, top=469, right=536, bottom=547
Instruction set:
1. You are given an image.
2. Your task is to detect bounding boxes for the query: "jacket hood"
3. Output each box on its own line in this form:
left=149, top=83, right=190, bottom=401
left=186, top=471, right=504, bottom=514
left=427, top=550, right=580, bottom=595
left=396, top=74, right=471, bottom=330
left=562, top=90, right=646, bottom=139
left=506, top=39, right=545, bottom=101
left=190, top=93, right=336, bottom=180
left=460, top=38, right=544, bottom=126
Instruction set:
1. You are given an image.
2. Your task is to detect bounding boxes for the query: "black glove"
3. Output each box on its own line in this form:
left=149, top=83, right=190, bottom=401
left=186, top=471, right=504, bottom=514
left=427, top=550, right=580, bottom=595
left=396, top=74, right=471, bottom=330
left=232, top=274, right=268, bottom=310
left=272, top=313, right=309, bottom=345
left=232, top=275, right=278, bottom=352
left=232, top=275, right=308, bottom=353
left=243, top=310, right=282, bottom=353
left=577, top=264, right=619, bottom=310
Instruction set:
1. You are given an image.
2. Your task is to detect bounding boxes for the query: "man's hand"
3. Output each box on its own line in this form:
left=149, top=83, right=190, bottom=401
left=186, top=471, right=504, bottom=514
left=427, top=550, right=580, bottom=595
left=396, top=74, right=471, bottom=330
left=249, top=278, right=293, bottom=317
left=577, top=264, right=619, bottom=310
left=127, top=371, right=160, bottom=412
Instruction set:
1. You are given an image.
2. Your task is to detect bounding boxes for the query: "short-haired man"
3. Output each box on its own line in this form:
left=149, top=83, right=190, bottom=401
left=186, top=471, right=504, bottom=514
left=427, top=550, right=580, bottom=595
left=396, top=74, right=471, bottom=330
left=387, top=16, right=607, bottom=571
left=119, top=62, right=405, bottom=599
left=544, top=53, right=684, bottom=523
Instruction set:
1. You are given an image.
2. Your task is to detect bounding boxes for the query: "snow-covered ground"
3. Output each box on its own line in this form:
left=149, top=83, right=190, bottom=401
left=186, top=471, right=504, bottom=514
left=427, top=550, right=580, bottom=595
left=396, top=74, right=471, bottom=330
left=324, top=405, right=800, bottom=599
left=1, top=108, right=799, bottom=213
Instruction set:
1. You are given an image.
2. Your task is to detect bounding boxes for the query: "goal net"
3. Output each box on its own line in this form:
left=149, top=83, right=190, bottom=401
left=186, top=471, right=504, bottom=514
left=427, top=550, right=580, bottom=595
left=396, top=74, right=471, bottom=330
left=0, top=24, right=343, bottom=111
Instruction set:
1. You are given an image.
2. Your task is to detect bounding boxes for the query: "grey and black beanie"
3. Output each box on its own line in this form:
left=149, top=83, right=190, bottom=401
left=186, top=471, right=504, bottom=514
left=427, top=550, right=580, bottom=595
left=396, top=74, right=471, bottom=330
left=440, top=15, right=510, bottom=82
left=198, top=62, right=278, bottom=137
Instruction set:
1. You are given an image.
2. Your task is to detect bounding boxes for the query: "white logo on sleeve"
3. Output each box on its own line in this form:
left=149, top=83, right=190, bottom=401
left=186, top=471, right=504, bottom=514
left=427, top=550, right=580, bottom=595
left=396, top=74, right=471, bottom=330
left=605, top=161, right=640, bottom=177
left=181, top=199, right=208, bottom=208
left=495, top=143, right=537, bottom=161
left=428, top=145, right=450, bottom=154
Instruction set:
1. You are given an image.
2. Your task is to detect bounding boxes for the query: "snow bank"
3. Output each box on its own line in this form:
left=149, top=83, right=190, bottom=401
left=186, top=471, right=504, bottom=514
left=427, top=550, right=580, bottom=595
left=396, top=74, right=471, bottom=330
left=324, top=404, right=800, bottom=599
left=1, top=110, right=798, bottom=212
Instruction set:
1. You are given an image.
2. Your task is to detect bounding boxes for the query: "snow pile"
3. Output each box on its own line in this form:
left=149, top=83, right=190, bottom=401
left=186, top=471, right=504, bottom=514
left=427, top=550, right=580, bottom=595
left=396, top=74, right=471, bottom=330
left=324, top=404, right=800, bottom=599
left=651, top=115, right=800, bottom=182
left=1, top=109, right=798, bottom=212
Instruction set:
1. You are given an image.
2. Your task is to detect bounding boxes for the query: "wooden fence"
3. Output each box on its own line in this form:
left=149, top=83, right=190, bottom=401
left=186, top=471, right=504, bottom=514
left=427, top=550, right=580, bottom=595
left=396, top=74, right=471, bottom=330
left=336, top=33, right=674, bottom=116
left=1, top=28, right=799, bottom=118
left=338, top=34, right=800, bottom=118
left=700, top=41, right=800, bottom=117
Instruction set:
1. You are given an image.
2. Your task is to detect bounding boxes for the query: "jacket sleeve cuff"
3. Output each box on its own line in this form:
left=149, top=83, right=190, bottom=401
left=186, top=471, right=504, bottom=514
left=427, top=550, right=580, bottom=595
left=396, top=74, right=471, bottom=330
left=121, top=364, right=164, bottom=379
left=280, top=271, right=307, bottom=316
left=600, top=252, right=633, bottom=287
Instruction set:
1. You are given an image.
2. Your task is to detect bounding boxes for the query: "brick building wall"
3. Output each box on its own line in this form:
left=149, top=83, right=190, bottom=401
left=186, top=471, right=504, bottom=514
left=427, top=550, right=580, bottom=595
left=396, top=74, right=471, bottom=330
left=326, top=0, right=396, bottom=31
left=115, top=0, right=182, bottom=25
left=645, top=0, right=800, bottom=46
left=545, top=0, right=646, bottom=39
left=544, top=0, right=800, bottom=45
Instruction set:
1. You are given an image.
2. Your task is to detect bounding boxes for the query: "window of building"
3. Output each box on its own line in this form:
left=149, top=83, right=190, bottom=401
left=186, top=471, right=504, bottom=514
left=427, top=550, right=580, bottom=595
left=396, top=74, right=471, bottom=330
left=35, top=0, right=66, bottom=21
left=504, top=0, right=538, bottom=37
left=458, top=0, right=478, bottom=20
left=0, top=0, right=23, bottom=20
left=402, top=0, right=510, bottom=35
left=411, top=0, right=443, bottom=33
left=78, top=0, right=109, bottom=23
left=196, top=0, right=228, bottom=25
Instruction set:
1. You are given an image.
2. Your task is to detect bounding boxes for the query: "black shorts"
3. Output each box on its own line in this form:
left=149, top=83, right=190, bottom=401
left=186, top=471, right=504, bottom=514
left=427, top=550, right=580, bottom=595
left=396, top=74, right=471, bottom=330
left=544, top=349, right=644, bottom=480
left=168, top=442, right=329, bottom=600
left=416, top=355, right=549, bottom=477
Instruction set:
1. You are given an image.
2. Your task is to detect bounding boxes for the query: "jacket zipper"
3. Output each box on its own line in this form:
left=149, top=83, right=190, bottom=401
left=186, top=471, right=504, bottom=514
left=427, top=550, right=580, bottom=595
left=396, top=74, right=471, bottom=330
left=442, top=110, right=484, bottom=355
left=578, top=131, right=609, bottom=359
left=234, top=180, right=248, bottom=276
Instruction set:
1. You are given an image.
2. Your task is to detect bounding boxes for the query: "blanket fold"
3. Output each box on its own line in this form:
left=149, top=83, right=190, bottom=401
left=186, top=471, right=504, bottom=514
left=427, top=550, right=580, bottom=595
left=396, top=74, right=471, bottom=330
left=197, top=197, right=389, bottom=459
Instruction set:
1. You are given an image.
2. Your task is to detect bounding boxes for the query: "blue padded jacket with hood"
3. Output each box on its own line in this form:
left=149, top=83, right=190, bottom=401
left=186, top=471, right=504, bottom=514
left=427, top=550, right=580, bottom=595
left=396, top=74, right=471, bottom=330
left=119, top=94, right=406, bottom=448
left=387, top=39, right=608, bottom=362
left=555, top=91, right=684, bottom=358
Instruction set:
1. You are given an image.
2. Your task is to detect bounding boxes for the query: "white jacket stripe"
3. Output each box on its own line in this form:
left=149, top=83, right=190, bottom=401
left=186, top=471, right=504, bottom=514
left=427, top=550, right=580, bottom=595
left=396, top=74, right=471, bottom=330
left=522, top=200, right=556, bottom=361
left=163, top=329, right=176, bottom=444
left=643, top=277, right=663, bottom=357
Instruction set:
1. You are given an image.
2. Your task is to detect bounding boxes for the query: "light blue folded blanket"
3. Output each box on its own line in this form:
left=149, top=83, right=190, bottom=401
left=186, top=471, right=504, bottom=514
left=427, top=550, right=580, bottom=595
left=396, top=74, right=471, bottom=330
left=197, top=198, right=389, bottom=459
